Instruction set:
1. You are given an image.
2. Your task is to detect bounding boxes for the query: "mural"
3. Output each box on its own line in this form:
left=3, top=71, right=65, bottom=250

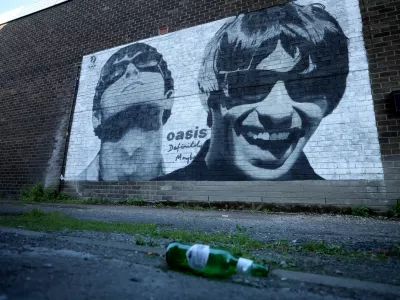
left=65, top=0, right=384, bottom=181
left=77, top=43, right=174, bottom=181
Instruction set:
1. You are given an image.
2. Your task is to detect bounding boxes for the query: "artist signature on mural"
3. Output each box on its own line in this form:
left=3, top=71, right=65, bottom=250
left=168, top=140, right=203, bottom=153
left=88, top=55, right=97, bottom=69
left=169, top=140, right=203, bottom=164
left=175, top=152, right=194, bottom=164
left=166, top=132, right=206, bottom=164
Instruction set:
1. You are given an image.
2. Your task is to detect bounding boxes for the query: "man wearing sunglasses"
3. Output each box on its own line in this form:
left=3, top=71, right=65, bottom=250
left=79, top=43, right=174, bottom=181
left=158, top=2, right=349, bottom=181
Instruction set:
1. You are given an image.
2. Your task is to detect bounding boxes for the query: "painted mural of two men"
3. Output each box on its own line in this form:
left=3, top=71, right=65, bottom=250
left=82, top=2, right=349, bottom=181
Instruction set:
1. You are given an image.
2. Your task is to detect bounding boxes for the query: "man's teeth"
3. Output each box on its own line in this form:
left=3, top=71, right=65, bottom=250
left=247, top=131, right=290, bottom=141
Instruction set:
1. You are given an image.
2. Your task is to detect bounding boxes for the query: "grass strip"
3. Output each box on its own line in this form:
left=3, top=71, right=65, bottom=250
left=0, top=209, right=262, bottom=258
left=0, top=209, right=398, bottom=260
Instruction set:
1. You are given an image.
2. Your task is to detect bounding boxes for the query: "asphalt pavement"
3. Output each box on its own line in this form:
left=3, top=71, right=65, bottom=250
left=0, top=202, right=399, bottom=299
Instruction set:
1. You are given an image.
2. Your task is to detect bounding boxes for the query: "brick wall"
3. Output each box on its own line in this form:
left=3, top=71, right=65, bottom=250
left=0, top=0, right=286, bottom=196
left=359, top=0, right=400, bottom=181
left=0, top=0, right=399, bottom=208
left=63, top=180, right=388, bottom=209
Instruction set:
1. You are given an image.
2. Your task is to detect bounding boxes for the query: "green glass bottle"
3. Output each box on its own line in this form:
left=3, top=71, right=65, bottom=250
left=166, top=242, right=269, bottom=277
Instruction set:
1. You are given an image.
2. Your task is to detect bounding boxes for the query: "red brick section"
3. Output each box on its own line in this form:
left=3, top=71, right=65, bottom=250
left=0, top=0, right=287, bottom=197
left=359, top=0, right=400, bottom=180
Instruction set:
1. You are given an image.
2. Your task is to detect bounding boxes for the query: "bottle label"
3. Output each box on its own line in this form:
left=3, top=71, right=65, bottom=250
left=236, top=257, right=253, bottom=274
left=186, top=244, right=210, bottom=270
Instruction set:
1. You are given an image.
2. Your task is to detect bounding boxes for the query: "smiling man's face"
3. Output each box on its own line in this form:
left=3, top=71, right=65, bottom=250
left=208, top=40, right=328, bottom=180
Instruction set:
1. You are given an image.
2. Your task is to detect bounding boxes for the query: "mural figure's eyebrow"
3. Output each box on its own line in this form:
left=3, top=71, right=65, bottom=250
left=299, top=56, right=317, bottom=74
left=110, top=61, right=130, bottom=74
left=255, top=46, right=301, bottom=72
left=218, top=53, right=256, bottom=75
left=116, top=51, right=144, bottom=63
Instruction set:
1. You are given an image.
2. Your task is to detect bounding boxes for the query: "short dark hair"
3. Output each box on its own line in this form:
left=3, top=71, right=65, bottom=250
left=92, top=42, right=174, bottom=126
left=198, top=2, right=349, bottom=118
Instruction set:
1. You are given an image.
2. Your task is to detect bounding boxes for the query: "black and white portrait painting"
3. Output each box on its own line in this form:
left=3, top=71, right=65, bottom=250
left=65, top=0, right=384, bottom=181
left=75, top=43, right=174, bottom=181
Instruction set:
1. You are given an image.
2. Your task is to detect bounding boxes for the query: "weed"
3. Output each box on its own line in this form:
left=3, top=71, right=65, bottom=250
left=229, top=225, right=264, bottom=258
left=300, top=240, right=349, bottom=256
left=265, top=239, right=290, bottom=253
left=25, top=208, right=47, bottom=217
left=147, top=239, right=159, bottom=247
left=389, top=198, right=400, bottom=217
left=351, top=204, right=370, bottom=217
left=387, top=244, right=400, bottom=257
left=191, top=205, right=205, bottom=211
left=135, top=236, right=145, bottom=245
left=19, top=183, right=120, bottom=205
left=20, top=183, right=71, bottom=203
left=176, top=204, right=186, bottom=210
left=231, top=225, right=248, bottom=257
left=124, top=197, right=145, bottom=206
left=42, top=188, right=59, bottom=202
left=20, top=183, right=45, bottom=202
left=82, top=198, right=108, bottom=205
left=57, top=192, right=70, bottom=201
left=303, top=240, right=327, bottom=252
left=234, top=224, right=247, bottom=234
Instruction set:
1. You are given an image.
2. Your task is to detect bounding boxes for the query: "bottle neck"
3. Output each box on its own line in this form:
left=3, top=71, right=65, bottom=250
left=235, top=258, right=269, bottom=276
left=249, top=263, right=269, bottom=277
left=236, top=257, right=253, bottom=274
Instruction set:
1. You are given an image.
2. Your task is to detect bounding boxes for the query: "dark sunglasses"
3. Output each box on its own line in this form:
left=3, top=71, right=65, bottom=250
left=94, top=104, right=162, bottom=142
left=110, top=51, right=166, bottom=80
left=215, top=69, right=329, bottom=110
